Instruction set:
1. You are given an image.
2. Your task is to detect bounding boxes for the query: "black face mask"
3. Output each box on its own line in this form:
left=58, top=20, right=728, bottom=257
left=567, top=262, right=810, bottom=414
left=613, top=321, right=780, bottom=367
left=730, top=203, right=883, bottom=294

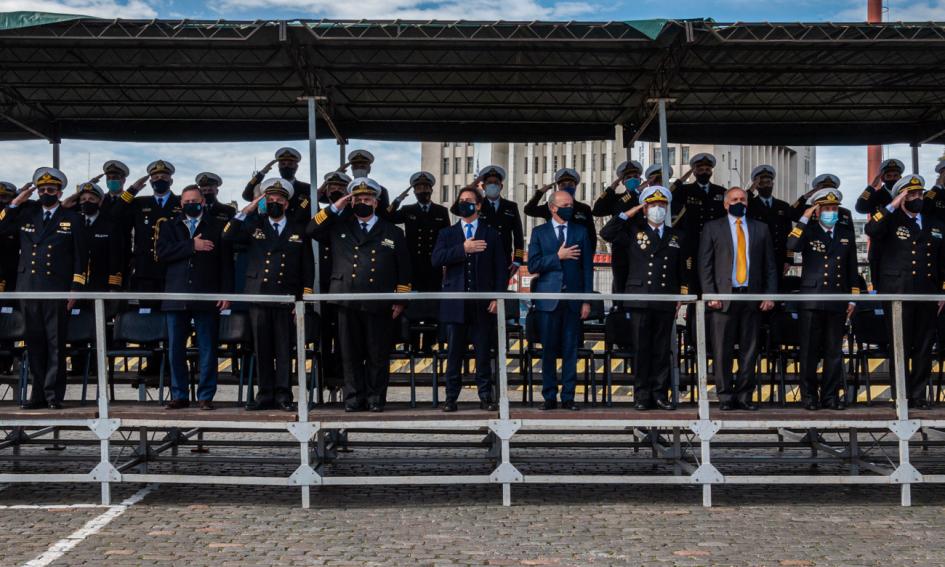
left=457, top=201, right=477, bottom=218
left=80, top=201, right=100, bottom=216
left=278, top=166, right=297, bottom=180
left=202, top=193, right=217, bottom=205
left=39, top=193, right=59, bottom=207
left=416, top=192, right=432, bottom=204
left=151, top=179, right=171, bottom=195
left=695, top=173, right=712, bottom=185
left=728, top=202, right=746, bottom=218
left=352, top=202, right=374, bottom=218
left=905, top=199, right=923, bottom=214
left=757, top=186, right=773, bottom=198
left=266, top=202, right=285, bottom=219
left=328, top=191, right=345, bottom=202
left=183, top=203, right=203, bottom=218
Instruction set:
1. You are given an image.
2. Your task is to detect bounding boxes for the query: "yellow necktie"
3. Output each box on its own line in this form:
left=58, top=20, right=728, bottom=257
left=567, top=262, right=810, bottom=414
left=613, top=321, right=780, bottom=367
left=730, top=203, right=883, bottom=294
left=735, top=218, right=747, bottom=285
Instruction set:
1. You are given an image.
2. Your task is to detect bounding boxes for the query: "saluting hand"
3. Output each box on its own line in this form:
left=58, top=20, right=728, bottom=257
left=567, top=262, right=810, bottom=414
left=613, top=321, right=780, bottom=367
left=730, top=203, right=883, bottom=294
left=624, top=203, right=645, bottom=218
left=870, top=174, right=883, bottom=189
left=193, top=235, right=215, bottom=252
left=538, top=183, right=554, bottom=194
left=802, top=204, right=820, bottom=220
left=392, top=304, right=405, bottom=319
left=129, top=174, right=148, bottom=194
left=11, top=185, right=35, bottom=206
left=891, top=190, right=908, bottom=210
left=89, top=173, right=105, bottom=183
left=61, top=193, right=79, bottom=208
left=260, top=159, right=277, bottom=175
left=241, top=194, right=265, bottom=216
left=333, top=193, right=352, bottom=211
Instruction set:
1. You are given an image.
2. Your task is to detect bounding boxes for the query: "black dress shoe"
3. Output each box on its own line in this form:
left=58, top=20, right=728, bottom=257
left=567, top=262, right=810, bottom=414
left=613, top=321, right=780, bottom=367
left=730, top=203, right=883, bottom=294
left=47, top=401, right=63, bottom=410
left=165, top=399, right=189, bottom=410
left=655, top=399, right=676, bottom=411
left=277, top=400, right=297, bottom=412
left=738, top=400, right=759, bottom=411
left=561, top=400, right=580, bottom=411
left=245, top=400, right=274, bottom=411
left=443, top=401, right=458, bottom=412
left=910, top=399, right=932, bottom=410
left=719, top=401, right=735, bottom=411
left=197, top=400, right=215, bottom=411
left=822, top=399, right=845, bottom=411
left=20, top=401, right=43, bottom=410
left=804, top=400, right=820, bottom=411
left=539, top=400, right=557, bottom=411
left=634, top=401, right=651, bottom=411
left=480, top=400, right=498, bottom=411
left=369, top=403, right=383, bottom=413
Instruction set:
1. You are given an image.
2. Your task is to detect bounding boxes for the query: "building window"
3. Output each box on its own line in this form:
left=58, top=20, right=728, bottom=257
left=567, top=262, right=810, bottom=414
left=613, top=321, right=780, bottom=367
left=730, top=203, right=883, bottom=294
left=543, top=156, right=548, bottom=173
left=581, top=154, right=587, bottom=170
left=441, top=184, right=449, bottom=202
left=553, top=155, right=559, bottom=171
left=601, top=154, right=606, bottom=170
left=466, top=157, right=473, bottom=175
left=442, top=158, right=450, bottom=174
left=651, top=147, right=676, bottom=166
left=681, top=146, right=690, bottom=165
left=455, top=157, right=462, bottom=174
left=444, top=142, right=451, bottom=148
left=534, top=156, right=540, bottom=173
left=523, top=157, right=528, bottom=174
left=804, top=159, right=810, bottom=175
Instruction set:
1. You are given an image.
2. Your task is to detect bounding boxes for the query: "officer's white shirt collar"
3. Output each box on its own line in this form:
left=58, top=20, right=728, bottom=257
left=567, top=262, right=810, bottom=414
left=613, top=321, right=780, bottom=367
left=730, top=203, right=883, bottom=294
left=268, top=215, right=286, bottom=232
left=648, top=221, right=664, bottom=238
left=727, top=214, right=750, bottom=287
left=357, top=214, right=378, bottom=232
left=699, top=182, right=710, bottom=193
left=84, top=213, right=99, bottom=225
left=42, top=203, right=59, bottom=216
left=487, top=197, right=501, bottom=210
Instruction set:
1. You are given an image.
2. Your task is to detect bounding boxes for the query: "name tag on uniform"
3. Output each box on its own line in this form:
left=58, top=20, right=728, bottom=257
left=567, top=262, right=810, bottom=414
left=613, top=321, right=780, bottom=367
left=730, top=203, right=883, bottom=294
left=382, top=238, right=395, bottom=249
left=0, top=306, right=12, bottom=314
left=220, top=309, right=232, bottom=316
left=840, top=238, right=850, bottom=244
left=138, top=307, right=151, bottom=315
left=71, top=309, right=81, bottom=315
left=95, top=233, right=109, bottom=239
left=933, top=228, right=943, bottom=239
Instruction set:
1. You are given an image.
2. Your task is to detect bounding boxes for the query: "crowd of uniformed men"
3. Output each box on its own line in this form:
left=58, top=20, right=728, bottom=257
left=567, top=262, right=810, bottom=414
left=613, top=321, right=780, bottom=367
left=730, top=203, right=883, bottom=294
left=1, top=147, right=944, bottom=413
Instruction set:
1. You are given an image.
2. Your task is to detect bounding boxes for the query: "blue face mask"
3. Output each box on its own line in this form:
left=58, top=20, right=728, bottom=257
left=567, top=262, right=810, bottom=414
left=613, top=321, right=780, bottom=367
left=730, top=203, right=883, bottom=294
left=561, top=185, right=576, bottom=197
left=556, top=206, right=574, bottom=222
left=624, top=178, right=641, bottom=192
left=819, top=210, right=839, bottom=228
left=106, top=179, right=123, bottom=193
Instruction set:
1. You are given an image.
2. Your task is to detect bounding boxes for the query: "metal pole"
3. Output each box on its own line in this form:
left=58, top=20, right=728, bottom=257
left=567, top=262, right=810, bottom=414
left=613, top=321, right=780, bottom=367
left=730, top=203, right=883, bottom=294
left=496, top=300, right=512, bottom=506
left=307, top=97, right=321, bottom=294
left=52, top=140, right=60, bottom=169
left=911, top=143, right=920, bottom=174
left=294, top=300, right=311, bottom=508
left=94, top=299, right=111, bottom=505
left=695, top=300, right=712, bottom=507
left=340, top=142, right=346, bottom=168
left=658, top=99, right=671, bottom=210
left=891, top=300, right=913, bottom=506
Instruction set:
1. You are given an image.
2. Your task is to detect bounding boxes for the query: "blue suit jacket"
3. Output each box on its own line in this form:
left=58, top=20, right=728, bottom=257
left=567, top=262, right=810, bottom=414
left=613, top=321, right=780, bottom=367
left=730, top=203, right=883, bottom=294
left=431, top=220, right=508, bottom=324
left=527, top=221, right=594, bottom=312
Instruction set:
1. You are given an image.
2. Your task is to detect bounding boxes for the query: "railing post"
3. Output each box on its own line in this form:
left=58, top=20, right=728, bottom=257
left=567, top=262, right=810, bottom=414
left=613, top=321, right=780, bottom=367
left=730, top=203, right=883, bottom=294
left=495, top=299, right=515, bottom=506
left=94, top=298, right=112, bottom=505
left=294, top=300, right=311, bottom=509
left=694, top=300, right=715, bottom=507
left=890, top=300, right=915, bottom=506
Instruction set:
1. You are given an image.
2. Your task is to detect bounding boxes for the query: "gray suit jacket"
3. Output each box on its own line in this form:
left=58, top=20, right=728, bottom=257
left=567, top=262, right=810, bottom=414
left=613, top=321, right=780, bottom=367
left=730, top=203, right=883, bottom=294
left=697, top=215, right=777, bottom=311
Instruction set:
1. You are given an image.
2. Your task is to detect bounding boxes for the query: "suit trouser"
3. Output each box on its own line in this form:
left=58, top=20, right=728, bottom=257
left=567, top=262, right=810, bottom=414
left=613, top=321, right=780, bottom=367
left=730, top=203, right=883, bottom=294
left=166, top=310, right=220, bottom=402
left=885, top=301, right=936, bottom=402
left=22, top=299, right=67, bottom=405
left=250, top=305, right=295, bottom=404
left=337, top=306, right=394, bottom=407
left=538, top=302, right=581, bottom=403
left=798, top=308, right=846, bottom=404
left=628, top=307, right=674, bottom=404
left=443, top=307, right=495, bottom=403
left=709, top=301, right=761, bottom=404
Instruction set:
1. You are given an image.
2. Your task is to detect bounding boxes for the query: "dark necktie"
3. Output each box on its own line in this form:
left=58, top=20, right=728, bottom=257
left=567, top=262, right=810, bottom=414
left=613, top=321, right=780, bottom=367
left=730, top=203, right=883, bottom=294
left=86, top=218, right=92, bottom=228
left=826, top=229, right=833, bottom=240
left=557, top=224, right=565, bottom=246
left=43, top=211, right=51, bottom=224
left=361, top=222, right=369, bottom=234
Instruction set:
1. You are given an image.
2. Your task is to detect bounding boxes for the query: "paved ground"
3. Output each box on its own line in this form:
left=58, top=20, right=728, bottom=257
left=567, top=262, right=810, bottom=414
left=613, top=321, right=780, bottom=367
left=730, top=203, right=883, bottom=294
left=2, top=382, right=945, bottom=566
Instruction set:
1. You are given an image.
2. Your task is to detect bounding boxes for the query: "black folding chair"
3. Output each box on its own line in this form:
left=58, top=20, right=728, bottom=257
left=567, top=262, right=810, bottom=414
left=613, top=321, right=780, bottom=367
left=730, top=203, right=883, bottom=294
left=603, top=307, right=634, bottom=407
left=0, top=308, right=28, bottom=403
left=107, top=310, right=168, bottom=403
left=850, top=307, right=889, bottom=406
left=216, top=311, right=254, bottom=405
left=65, top=307, right=96, bottom=404
left=579, top=298, right=606, bottom=405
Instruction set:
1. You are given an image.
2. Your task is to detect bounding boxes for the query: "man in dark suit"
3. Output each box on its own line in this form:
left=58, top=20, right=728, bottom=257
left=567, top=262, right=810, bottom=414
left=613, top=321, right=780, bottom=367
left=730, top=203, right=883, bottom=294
left=224, top=178, right=314, bottom=411
left=431, top=187, right=507, bottom=412
left=156, top=186, right=234, bottom=410
left=746, top=164, right=794, bottom=278
left=387, top=171, right=451, bottom=352
left=452, top=165, right=525, bottom=278
left=865, top=174, right=945, bottom=410
left=0, top=167, right=89, bottom=409
left=788, top=188, right=860, bottom=410
left=524, top=168, right=597, bottom=253
left=527, top=191, right=594, bottom=411
left=241, top=147, right=312, bottom=223
left=307, top=177, right=412, bottom=413
left=600, top=186, right=691, bottom=410
left=698, top=187, right=777, bottom=411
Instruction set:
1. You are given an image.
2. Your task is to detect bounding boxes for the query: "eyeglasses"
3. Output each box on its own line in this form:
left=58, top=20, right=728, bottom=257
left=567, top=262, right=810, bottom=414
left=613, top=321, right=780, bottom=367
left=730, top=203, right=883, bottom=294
left=36, top=186, right=60, bottom=195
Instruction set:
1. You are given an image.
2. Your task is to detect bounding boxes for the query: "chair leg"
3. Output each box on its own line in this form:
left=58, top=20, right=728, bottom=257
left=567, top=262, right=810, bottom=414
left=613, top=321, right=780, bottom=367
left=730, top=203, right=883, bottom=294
left=108, top=357, right=116, bottom=402
left=237, top=353, right=245, bottom=406
left=157, top=351, right=167, bottom=404
left=80, top=350, right=92, bottom=405
left=431, top=354, right=439, bottom=408
left=247, top=354, right=256, bottom=404
left=408, top=355, right=417, bottom=408
left=604, top=353, right=613, bottom=408
left=19, top=352, right=28, bottom=403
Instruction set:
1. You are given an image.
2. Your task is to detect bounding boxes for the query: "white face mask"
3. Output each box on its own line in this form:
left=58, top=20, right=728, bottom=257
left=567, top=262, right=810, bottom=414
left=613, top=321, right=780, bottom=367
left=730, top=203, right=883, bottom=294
left=646, top=205, right=667, bottom=225
left=352, top=168, right=369, bottom=178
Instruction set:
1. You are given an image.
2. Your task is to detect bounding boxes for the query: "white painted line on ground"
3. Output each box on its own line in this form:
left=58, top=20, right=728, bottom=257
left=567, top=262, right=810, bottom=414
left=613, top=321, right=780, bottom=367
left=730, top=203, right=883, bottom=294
left=21, top=484, right=158, bottom=567
left=0, top=503, right=110, bottom=510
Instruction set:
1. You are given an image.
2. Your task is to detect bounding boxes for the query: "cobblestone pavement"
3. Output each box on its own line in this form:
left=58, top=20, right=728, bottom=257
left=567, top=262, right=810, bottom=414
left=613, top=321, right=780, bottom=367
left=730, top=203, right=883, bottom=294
left=3, top=384, right=945, bottom=566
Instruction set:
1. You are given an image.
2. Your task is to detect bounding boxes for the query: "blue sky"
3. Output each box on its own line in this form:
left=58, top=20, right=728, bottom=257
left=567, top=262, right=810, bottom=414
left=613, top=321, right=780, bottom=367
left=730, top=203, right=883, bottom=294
left=1, top=0, right=944, bottom=211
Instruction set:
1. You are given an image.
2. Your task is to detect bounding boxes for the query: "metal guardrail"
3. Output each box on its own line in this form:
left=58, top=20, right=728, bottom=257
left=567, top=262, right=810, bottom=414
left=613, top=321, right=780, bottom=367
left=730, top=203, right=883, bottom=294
left=0, top=290, right=939, bottom=508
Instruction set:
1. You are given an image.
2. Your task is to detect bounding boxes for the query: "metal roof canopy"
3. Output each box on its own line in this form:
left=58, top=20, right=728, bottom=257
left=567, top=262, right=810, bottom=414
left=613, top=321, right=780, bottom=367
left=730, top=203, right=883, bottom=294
left=1, top=16, right=945, bottom=146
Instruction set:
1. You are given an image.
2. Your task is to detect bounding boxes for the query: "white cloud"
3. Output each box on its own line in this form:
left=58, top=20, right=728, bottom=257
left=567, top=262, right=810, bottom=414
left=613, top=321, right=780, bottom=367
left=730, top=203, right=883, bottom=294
left=213, top=0, right=596, bottom=20
left=0, top=138, right=420, bottom=207
left=0, top=0, right=157, bottom=18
